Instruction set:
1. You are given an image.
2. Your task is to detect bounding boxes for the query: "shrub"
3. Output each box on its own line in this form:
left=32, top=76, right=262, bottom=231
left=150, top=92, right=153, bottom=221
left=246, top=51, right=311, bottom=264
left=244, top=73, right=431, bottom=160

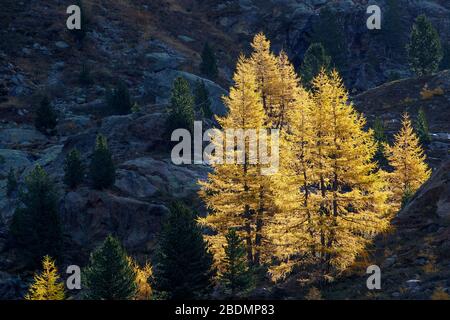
left=420, top=86, right=444, bottom=100
left=431, top=287, right=450, bottom=300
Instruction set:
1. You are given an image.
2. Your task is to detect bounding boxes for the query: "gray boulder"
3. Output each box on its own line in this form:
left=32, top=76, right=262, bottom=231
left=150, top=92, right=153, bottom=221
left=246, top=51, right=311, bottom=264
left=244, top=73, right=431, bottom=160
left=0, top=128, right=47, bottom=146
left=60, top=189, right=170, bottom=255
left=115, top=169, right=158, bottom=199
left=119, top=157, right=209, bottom=199
left=0, top=272, right=25, bottom=300
left=0, top=149, right=32, bottom=177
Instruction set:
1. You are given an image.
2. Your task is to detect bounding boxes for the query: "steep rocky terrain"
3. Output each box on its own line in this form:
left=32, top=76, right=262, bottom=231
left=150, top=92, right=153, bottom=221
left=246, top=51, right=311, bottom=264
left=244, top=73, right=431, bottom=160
left=325, top=159, right=450, bottom=300
left=0, top=0, right=449, bottom=299
left=354, top=70, right=450, bottom=170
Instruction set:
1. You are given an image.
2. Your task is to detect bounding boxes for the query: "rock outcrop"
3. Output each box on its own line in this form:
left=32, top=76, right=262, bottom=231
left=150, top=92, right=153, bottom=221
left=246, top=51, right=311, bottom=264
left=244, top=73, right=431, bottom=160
left=327, top=159, right=450, bottom=299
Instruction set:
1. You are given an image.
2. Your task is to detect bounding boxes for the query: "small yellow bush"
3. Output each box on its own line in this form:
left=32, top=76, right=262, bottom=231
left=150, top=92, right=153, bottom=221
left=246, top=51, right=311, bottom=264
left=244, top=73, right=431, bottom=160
left=421, top=86, right=444, bottom=100
left=431, top=287, right=450, bottom=300
left=422, top=262, right=438, bottom=274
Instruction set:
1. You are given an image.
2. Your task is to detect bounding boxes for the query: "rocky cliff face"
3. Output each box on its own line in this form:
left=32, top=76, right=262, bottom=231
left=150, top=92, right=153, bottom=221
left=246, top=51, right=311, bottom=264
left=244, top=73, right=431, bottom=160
left=353, top=69, right=450, bottom=170
left=325, top=159, right=450, bottom=299
left=201, top=0, right=450, bottom=90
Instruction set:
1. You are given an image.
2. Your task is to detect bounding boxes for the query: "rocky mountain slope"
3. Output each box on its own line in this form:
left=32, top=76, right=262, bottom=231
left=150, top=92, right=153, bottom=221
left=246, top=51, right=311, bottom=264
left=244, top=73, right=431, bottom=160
left=354, top=70, right=450, bottom=169
left=325, top=159, right=450, bottom=300
left=0, top=0, right=449, bottom=299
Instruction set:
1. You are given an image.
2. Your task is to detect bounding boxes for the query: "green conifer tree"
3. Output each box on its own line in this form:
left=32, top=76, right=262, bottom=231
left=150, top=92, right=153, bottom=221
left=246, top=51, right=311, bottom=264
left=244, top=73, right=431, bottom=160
left=407, top=15, right=443, bottom=76
left=64, top=149, right=84, bottom=189
left=310, top=7, right=347, bottom=71
left=83, top=235, right=137, bottom=300
left=10, top=165, right=62, bottom=266
left=200, top=42, right=218, bottom=80
left=106, top=81, right=132, bottom=115
left=35, top=96, right=57, bottom=134
left=373, top=117, right=388, bottom=167
left=219, top=228, right=254, bottom=297
left=300, top=43, right=331, bottom=86
left=193, top=80, right=213, bottom=119
left=153, top=202, right=215, bottom=300
left=89, top=135, right=115, bottom=190
left=165, top=77, right=195, bottom=136
left=415, top=107, right=431, bottom=146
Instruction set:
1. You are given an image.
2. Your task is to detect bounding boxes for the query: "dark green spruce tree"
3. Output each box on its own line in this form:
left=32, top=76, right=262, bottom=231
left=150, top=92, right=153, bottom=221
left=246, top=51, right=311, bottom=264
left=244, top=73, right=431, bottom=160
left=200, top=42, right=218, bottom=80
left=35, top=96, right=57, bottom=134
left=193, top=80, right=213, bottom=119
left=407, top=15, right=443, bottom=76
left=310, top=6, right=347, bottom=71
left=373, top=117, right=388, bottom=168
left=383, top=0, right=407, bottom=58
left=415, top=107, right=431, bottom=146
left=6, top=168, right=18, bottom=198
left=64, top=149, right=84, bottom=189
left=83, top=235, right=137, bottom=300
left=165, top=77, right=195, bottom=136
left=106, top=81, right=132, bottom=115
left=89, top=135, right=115, bottom=190
left=300, top=43, right=331, bottom=87
left=153, top=202, right=215, bottom=300
left=10, top=165, right=62, bottom=266
left=219, top=228, right=254, bottom=297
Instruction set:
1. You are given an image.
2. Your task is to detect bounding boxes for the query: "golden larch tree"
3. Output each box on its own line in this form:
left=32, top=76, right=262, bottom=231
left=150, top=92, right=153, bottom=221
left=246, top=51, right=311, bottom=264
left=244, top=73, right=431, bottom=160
left=25, top=256, right=65, bottom=300
left=247, top=34, right=293, bottom=265
left=267, top=74, right=320, bottom=280
left=309, top=70, right=390, bottom=273
left=275, top=50, right=301, bottom=130
left=249, top=32, right=281, bottom=126
left=385, top=112, right=431, bottom=207
left=199, top=55, right=266, bottom=267
left=128, top=257, right=153, bottom=300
